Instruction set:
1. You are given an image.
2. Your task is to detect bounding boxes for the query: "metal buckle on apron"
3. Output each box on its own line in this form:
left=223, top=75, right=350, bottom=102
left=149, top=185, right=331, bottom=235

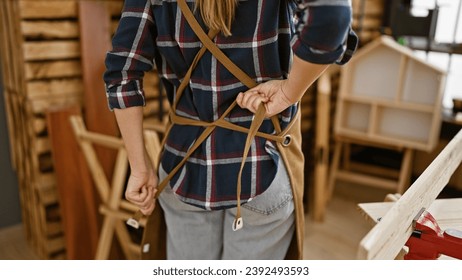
left=282, top=135, right=292, bottom=147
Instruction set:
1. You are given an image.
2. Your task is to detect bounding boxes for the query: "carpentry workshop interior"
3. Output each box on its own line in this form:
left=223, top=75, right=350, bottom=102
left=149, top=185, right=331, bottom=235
left=1, top=0, right=461, bottom=261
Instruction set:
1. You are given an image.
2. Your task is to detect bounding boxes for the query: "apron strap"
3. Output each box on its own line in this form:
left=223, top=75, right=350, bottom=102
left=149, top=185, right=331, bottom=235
left=177, top=0, right=270, bottom=230
left=129, top=0, right=292, bottom=229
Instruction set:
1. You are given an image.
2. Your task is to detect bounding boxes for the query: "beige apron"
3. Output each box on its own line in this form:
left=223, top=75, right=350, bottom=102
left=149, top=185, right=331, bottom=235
left=137, top=0, right=305, bottom=260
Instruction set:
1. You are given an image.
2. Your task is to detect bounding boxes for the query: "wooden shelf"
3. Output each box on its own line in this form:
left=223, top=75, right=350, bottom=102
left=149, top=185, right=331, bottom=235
left=335, top=36, right=446, bottom=152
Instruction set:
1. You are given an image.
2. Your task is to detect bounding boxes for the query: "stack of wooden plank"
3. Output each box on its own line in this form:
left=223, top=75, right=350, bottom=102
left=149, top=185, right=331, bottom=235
left=0, top=0, right=165, bottom=259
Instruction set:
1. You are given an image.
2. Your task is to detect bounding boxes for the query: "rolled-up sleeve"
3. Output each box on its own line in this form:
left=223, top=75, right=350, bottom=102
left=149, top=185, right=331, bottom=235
left=103, top=0, right=156, bottom=110
left=291, top=0, right=353, bottom=64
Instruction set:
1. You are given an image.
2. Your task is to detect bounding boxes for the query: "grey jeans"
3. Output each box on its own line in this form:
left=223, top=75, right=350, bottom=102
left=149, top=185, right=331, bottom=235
left=157, top=160, right=295, bottom=260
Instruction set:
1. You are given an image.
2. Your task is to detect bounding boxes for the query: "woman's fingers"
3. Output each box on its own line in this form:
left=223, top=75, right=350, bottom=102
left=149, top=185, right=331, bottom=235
left=125, top=172, right=158, bottom=211
left=126, top=185, right=156, bottom=215
left=138, top=187, right=156, bottom=215
left=237, top=91, right=268, bottom=113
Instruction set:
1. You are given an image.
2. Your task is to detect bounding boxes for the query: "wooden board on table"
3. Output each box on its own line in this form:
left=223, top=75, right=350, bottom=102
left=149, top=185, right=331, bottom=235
left=357, top=129, right=462, bottom=259
left=358, top=198, right=462, bottom=230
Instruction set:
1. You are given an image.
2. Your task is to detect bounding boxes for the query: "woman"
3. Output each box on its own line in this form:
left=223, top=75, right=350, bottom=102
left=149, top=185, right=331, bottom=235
left=104, top=0, right=355, bottom=260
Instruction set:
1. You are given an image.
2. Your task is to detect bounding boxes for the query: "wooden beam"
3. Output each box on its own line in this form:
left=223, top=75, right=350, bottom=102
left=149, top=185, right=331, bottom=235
left=312, top=71, right=331, bottom=222
left=358, top=129, right=462, bottom=259
left=19, top=0, right=78, bottom=19
left=23, top=41, right=81, bottom=61
left=21, top=20, right=79, bottom=39
left=25, top=61, right=82, bottom=80
left=79, top=1, right=119, bottom=181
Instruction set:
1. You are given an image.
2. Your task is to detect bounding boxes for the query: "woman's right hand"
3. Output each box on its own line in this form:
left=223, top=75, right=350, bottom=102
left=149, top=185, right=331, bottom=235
left=125, top=157, right=158, bottom=216
left=236, top=79, right=294, bottom=117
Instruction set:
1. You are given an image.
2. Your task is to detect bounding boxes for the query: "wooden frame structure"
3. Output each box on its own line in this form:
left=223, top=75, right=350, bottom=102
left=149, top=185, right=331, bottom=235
left=329, top=36, right=446, bottom=200
left=328, top=138, right=414, bottom=198
left=335, top=36, right=446, bottom=151
left=70, top=115, right=162, bottom=259
left=312, top=70, right=333, bottom=221
left=357, top=129, right=462, bottom=259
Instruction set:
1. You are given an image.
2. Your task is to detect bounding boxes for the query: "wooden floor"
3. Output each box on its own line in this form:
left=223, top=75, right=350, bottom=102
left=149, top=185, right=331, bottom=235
left=303, top=182, right=389, bottom=259
left=0, top=182, right=390, bottom=260
left=0, top=224, right=40, bottom=260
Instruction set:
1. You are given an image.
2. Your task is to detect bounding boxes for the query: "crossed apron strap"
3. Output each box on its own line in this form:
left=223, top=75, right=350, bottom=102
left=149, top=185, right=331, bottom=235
left=128, top=0, right=296, bottom=230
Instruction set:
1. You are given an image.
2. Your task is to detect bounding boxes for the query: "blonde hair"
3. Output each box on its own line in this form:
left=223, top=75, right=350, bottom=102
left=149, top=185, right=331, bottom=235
left=195, top=0, right=238, bottom=36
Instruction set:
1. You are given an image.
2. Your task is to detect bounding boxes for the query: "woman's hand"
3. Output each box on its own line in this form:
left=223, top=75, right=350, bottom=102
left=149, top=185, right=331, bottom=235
left=237, top=56, right=330, bottom=117
left=236, top=79, right=294, bottom=117
left=125, top=156, right=158, bottom=216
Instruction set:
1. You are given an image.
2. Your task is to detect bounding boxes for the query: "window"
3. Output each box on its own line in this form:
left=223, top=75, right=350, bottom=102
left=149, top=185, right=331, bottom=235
left=410, top=0, right=462, bottom=108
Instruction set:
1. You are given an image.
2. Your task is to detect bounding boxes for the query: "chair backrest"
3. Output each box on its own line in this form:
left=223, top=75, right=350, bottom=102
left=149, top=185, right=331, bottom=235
left=69, top=114, right=164, bottom=259
left=357, top=129, right=462, bottom=259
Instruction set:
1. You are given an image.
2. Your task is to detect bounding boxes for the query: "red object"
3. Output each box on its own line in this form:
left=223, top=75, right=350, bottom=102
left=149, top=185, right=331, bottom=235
left=405, top=210, right=462, bottom=260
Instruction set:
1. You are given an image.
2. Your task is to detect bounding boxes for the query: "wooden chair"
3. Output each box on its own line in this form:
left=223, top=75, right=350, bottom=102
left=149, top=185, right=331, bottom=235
left=357, top=129, right=462, bottom=259
left=69, top=115, right=163, bottom=259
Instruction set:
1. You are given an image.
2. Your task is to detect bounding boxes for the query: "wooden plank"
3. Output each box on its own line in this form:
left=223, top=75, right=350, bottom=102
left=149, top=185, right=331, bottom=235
left=1, top=90, right=18, bottom=169
left=348, top=161, right=400, bottom=179
left=312, top=71, right=331, bottom=222
left=21, top=20, right=79, bottom=39
left=29, top=115, right=47, bottom=136
left=396, top=148, right=413, bottom=194
left=46, top=220, right=64, bottom=237
left=0, top=0, right=26, bottom=169
left=26, top=78, right=83, bottom=99
left=358, top=198, right=462, bottom=231
left=336, top=170, right=398, bottom=190
left=18, top=0, right=124, bottom=20
left=79, top=1, right=119, bottom=182
left=35, top=173, right=56, bottom=189
left=12, top=1, right=27, bottom=95
left=335, top=128, right=429, bottom=151
left=32, top=137, right=51, bottom=156
left=19, top=0, right=78, bottom=19
left=27, top=95, right=82, bottom=115
left=47, top=106, right=100, bottom=260
left=35, top=181, right=58, bottom=207
left=342, top=96, right=435, bottom=113
left=23, top=41, right=80, bottom=61
left=1, top=0, right=23, bottom=91
left=45, top=235, right=66, bottom=255
left=25, top=60, right=82, bottom=80
left=0, top=1, right=13, bottom=88
left=358, top=129, right=462, bottom=259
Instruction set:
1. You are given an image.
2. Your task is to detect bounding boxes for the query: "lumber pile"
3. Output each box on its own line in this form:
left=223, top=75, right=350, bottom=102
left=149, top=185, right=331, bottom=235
left=0, top=0, right=165, bottom=259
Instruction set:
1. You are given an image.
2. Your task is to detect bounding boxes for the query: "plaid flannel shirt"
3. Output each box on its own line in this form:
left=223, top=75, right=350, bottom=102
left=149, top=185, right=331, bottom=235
left=104, top=0, right=353, bottom=210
